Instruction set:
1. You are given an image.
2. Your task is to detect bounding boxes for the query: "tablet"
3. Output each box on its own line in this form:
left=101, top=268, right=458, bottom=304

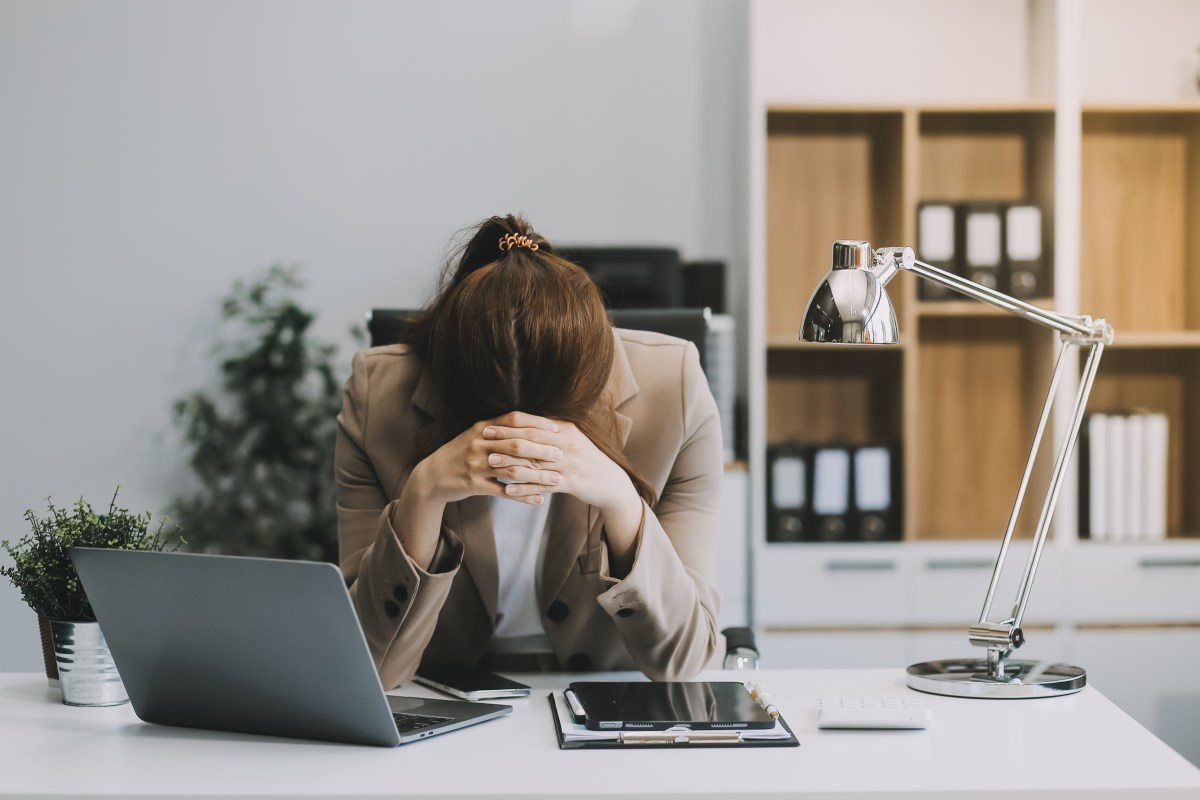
left=567, top=681, right=775, bottom=731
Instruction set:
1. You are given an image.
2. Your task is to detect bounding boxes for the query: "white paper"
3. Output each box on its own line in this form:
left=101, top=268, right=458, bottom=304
left=1143, top=413, right=1169, bottom=541
left=919, top=205, right=956, bottom=261
left=1106, top=415, right=1127, bottom=542
left=1087, top=414, right=1108, bottom=541
left=966, top=211, right=1002, bottom=267
left=854, top=447, right=891, bottom=512
left=1006, top=205, right=1042, bottom=260
left=1124, top=414, right=1145, bottom=541
left=812, top=449, right=850, bottom=515
left=771, top=456, right=806, bottom=509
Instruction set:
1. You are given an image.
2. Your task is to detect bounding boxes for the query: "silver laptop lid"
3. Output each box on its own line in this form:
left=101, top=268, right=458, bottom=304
left=71, top=549, right=404, bottom=746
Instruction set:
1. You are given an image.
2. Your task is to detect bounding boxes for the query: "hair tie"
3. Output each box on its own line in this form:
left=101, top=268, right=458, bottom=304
left=498, top=233, right=539, bottom=252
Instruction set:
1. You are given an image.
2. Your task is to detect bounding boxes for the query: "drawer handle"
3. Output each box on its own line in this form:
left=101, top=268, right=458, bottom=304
left=925, top=559, right=994, bottom=571
left=825, top=560, right=897, bottom=572
left=1138, top=558, right=1200, bottom=569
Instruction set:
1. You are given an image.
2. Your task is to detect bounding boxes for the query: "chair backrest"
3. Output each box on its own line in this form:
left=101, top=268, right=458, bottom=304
left=365, top=307, right=709, bottom=368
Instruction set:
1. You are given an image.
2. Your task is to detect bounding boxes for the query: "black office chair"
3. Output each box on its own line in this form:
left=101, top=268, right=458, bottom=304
left=365, top=307, right=758, bottom=670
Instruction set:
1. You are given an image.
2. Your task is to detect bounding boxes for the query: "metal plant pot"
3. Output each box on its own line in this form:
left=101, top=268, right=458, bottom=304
left=48, top=620, right=128, bottom=706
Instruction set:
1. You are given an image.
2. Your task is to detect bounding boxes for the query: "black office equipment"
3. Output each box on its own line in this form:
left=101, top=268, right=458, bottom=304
left=766, top=441, right=810, bottom=543
left=557, top=246, right=683, bottom=309
left=681, top=260, right=726, bottom=314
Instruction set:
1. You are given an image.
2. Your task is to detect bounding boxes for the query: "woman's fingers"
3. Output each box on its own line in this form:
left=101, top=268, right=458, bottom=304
left=491, top=461, right=562, bottom=487
left=483, top=436, right=563, bottom=463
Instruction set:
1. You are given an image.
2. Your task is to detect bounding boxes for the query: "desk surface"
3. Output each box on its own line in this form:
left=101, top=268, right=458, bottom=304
left=2, top=668, right=1198, bottom=799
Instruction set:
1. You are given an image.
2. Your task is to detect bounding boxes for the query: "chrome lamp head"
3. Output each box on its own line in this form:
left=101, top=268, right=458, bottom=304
left=796, top=238, right=1113, bottom=699
left=801, top=240, right=899, bottom=345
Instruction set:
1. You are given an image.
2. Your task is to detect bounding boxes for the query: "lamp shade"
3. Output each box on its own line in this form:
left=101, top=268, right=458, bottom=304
left=800, top=267, right=899, bottom=344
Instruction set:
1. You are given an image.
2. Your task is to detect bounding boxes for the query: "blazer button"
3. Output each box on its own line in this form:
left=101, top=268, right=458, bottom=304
left=566, top=653, right=592, bottom=671
left=393, top=584, right=409, bottom=604
left=616, top=607, right=635, bottom=618
left=546, top=601, right=569, bottom=622
left=383, top=600, right=401, bottom=618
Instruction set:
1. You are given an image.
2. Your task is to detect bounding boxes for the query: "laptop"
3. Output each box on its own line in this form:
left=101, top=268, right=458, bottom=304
left=70, top=548, right=512, bottom=747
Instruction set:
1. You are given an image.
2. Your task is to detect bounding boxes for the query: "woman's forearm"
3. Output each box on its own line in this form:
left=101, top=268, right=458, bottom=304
left=389, top=462, right=450, bottom=570
left=598, top=474, right=643, bottom=578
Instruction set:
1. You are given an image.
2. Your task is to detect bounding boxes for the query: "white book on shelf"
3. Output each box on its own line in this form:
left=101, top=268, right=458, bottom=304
left=1143, top=413, right=1169, bottom=541
left=1087, top=414, right=1109, bottom=541
left=1124, top=414, right=1146, bottom=542
left=1106, top=415, right=1127, bottom=543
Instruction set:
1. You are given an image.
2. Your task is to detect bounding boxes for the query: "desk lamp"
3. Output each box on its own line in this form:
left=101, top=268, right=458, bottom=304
left=801, top=240, right=1113, bottom=698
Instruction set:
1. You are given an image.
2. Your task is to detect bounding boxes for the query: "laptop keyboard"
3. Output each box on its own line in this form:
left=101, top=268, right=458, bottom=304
left=392, top=712, right=452, bottom=732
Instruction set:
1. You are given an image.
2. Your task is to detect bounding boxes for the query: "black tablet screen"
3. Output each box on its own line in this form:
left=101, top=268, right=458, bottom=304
left=568, top=681, right=775, bottom=730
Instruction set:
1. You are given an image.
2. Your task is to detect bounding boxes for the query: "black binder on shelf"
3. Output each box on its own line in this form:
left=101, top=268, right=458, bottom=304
left=1005, top=203, right=1047, bottom=298
left=917, top=202, right=959, bottom=300
left=962, top=202, right=1005, bottom=292
left=852, top=443, right=903, bottom=542
left=766, top=442, right=811, bottom=542
left=809, top=444, right=853, bottom=542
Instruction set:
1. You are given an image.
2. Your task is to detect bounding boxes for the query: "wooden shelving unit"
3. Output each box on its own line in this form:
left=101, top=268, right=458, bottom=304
left=764, top=106, right=1061, bottom=541
left=1078, top=107, right=1200, bottom=540
left=761, top=102, right=1200, bottom=542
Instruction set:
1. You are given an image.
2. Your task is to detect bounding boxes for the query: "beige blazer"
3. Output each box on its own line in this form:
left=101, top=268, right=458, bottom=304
left=335, top=328, right=724, bottom=690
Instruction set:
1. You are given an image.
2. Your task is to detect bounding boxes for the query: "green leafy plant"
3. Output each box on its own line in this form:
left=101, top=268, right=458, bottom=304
left=171, top=265, right=355, bottom=562
left=1, top=489, right=181, bottom=622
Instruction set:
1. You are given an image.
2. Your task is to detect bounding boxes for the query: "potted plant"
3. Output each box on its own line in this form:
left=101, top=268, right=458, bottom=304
left=1, top=489, right=181, bottom=706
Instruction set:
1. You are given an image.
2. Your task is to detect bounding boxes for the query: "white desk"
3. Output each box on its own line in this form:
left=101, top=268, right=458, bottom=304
left=2, top=669, right=1198, bottom=799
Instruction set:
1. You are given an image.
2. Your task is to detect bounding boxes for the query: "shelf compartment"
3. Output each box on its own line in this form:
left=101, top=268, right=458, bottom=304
left=917, top=110, right=1056, bottom=205
left=765, top=347, right=903, bottom=446
left=766, top=110, right=906, bottom=342
left=1081, top=111, right=1200, bottom=334
left=1086, top=348, right=1200, bottom=539
left=914, top=316, right=1057, bottom=540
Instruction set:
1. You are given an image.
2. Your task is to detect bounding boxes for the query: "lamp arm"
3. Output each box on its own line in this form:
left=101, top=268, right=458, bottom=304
left=873, top=247, right=1110, bottom=342
left=871, top=246, right=1113, bottom=680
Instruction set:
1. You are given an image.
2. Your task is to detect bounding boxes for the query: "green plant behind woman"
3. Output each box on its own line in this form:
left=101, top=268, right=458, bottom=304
left=172, top=265, right=354, bottom=562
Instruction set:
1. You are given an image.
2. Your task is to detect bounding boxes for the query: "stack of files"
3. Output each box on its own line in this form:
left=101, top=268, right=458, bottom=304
left=1079, top=411, right=1169, bottom=541
left=765, top=441, right=902, bottom=543
left=916, top=201, right=1048, bottom=300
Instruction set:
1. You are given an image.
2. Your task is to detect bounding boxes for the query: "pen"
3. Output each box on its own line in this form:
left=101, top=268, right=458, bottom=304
left=745, top=681, right=780, bottom=719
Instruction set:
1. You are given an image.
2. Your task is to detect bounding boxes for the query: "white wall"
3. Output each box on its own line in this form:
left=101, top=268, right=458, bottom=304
left=0, top=0, right=750, bottom=671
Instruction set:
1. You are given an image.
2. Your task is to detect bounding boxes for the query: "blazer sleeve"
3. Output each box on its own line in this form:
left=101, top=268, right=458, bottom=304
left=594, top=341, right=724, bottom=680
left=335, top=350, right=464, bottom=689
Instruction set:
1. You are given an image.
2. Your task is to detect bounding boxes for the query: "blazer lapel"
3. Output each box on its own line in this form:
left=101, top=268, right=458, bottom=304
left=453, top=496, right=498, bottom=626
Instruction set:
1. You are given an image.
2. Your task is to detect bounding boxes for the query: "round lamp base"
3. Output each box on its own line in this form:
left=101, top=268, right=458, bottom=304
left=906, top=659, right=1086, bottom=699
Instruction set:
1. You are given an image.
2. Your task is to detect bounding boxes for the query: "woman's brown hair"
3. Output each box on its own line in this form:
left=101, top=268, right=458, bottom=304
left=405, top=214, right=656, bottom=506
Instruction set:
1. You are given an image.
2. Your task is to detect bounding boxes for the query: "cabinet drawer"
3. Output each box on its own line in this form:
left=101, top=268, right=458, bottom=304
left=1069, top=544, right=1200, bottom=623
left=909, top=542, right=1064, bottom=626
left=754, top=544, right=907, bottom=627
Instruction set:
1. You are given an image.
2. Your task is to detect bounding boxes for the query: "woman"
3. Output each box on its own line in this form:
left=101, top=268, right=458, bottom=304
left=336, top=214, right=724, bottom=689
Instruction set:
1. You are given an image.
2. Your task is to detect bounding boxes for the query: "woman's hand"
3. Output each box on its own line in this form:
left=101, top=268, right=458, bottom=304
left=411, top=411, right=565, bottom=507
left=481, top=418, right=645, bottom=576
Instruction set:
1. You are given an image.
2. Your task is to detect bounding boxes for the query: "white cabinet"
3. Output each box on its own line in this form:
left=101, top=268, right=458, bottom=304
left=1069, top=628, right=1200, bottom=767
left=1068, top=544, right=1200, bottom=624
